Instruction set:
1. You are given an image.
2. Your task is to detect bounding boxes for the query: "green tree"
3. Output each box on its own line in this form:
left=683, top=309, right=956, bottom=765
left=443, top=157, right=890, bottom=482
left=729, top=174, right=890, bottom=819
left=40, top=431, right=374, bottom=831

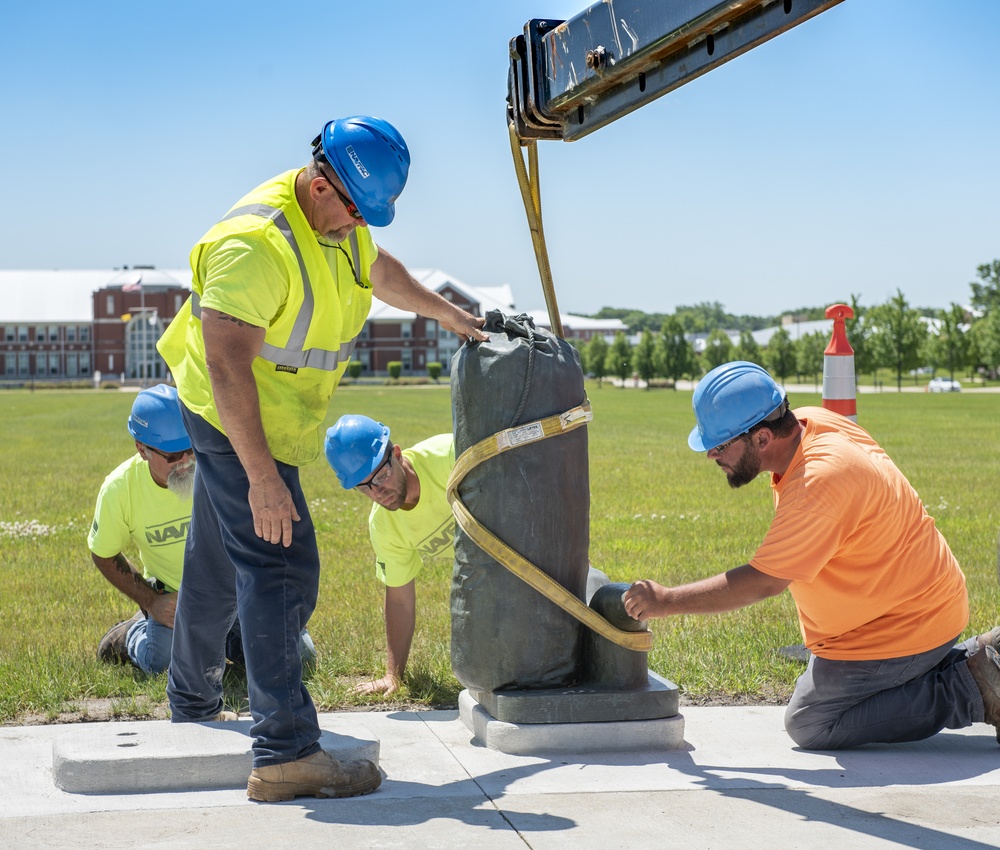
left=634, top=330, right=657, bottom=389
left=867, top=290, right=928, bottom=390
left=970, top=260, right=1000, bottom=315
left=795, top=331, right=826, bottom=389
left=347, top=361, right=363, bottom=379
left=387, top=361, right=402, bottom=380
left=605, top=332, right=633, bottom=387
left=590, top=307, right=667, bottom=333
left=674, top=302, right=728, bottom=334
left=922, top=304, right=969, bottom=381
left=763, top=327, right=795, bottom=384
left=656, top=316, right=696, bottom=389
left=701, top=329, right=733, bottom=371
left=426, top=361, right=442, bottom=381
left=733, top=330, right=762, bottom=366
left=970, top=310, right=1000, bottom=380
left=845, top=295, right=876, bottom=384
left=585, top=334, right=610, bottom=386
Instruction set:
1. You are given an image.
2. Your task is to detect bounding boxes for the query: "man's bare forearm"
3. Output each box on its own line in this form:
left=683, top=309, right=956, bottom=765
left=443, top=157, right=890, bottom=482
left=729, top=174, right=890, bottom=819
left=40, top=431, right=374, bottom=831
left=91, top=552, right=161, bottom=611
left=370, top=249, right=486, bottom=341
left=202, top=310, right=275, bottom=483
left=384, top=581, right=417, bottom=681
left=201, top=307, right=299, bottom=545
left=624, top=564, right=791, bottom=620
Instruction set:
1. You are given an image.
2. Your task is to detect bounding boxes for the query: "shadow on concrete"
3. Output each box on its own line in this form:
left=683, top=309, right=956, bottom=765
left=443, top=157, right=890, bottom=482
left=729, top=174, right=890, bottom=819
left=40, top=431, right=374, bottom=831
left=298, top=761, right=577, bottom=834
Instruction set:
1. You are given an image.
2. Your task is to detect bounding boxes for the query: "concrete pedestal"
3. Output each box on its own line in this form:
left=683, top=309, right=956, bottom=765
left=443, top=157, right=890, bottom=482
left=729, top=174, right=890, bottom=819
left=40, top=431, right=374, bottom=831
left=469, top=671, right=680, bottom=724
left=52, top=717, right=379, bottom=794
left=460, top=689, right=686, bottom=756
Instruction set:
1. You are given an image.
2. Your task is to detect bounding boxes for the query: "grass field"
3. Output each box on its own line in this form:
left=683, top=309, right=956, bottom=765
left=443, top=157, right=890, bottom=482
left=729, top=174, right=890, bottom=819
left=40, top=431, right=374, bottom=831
left=1, top=384, right=998, bottom=723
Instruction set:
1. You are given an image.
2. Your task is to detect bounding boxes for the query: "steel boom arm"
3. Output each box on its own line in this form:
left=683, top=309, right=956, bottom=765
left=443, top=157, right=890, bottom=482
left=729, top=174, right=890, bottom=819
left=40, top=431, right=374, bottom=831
left=508, top=0, right=845, bottom=142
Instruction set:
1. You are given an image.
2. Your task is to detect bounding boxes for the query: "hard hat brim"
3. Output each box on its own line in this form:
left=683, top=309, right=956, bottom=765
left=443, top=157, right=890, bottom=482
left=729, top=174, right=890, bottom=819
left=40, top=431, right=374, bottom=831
left=688, top=426, right=711, bottom=452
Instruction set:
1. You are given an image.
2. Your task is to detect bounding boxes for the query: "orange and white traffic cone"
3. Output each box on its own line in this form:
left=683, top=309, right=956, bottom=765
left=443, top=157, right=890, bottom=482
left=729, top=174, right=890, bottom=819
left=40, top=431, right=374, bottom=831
left=778, top=304, right=859, bottom=666
left=822, top=304, right=857, bottom=422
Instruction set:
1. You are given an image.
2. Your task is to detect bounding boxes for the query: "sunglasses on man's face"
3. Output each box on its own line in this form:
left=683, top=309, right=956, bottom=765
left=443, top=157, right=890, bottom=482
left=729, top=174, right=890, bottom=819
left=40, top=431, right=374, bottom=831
left=319, top=165, right=363, bottom=220
left=710, top=434, right=745, bottom=455
left=146, top=445, right=193, bottom=464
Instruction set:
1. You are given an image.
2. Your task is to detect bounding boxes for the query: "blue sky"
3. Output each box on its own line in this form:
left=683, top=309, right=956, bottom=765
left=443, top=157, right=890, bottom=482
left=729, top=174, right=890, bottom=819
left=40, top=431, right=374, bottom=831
left=3, top=1, right=998, bottom=318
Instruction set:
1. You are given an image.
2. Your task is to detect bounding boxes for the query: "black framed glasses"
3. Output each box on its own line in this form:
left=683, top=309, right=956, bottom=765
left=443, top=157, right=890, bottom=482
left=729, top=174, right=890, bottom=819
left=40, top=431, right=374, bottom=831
left=356, top=450, right=393, bottom=491
left=711, top=434, right=745, bottom=455
left=146, top=445, right=193, bottom=464
left=319, top=164, right=363, bottom=219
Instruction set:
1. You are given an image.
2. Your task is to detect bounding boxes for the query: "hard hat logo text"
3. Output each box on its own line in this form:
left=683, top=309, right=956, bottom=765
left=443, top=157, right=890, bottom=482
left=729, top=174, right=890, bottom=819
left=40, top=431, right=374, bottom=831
left=346, top=146, right=369, bottom=179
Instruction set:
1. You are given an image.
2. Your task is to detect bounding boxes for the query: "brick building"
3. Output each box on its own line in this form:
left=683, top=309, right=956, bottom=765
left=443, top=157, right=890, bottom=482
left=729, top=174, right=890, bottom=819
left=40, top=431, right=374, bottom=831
left=524, top=310, right=628, bottom=343
left=357, top=270, right=514, bottom=376
left=0, top=267, right=190, bottom=385
left=0, top=267, right=515, bottom=383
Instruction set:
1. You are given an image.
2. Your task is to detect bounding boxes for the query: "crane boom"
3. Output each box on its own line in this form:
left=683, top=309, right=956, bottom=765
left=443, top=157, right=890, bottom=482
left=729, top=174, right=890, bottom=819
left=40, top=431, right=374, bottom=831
left=508, top=0, right=845, bottom=142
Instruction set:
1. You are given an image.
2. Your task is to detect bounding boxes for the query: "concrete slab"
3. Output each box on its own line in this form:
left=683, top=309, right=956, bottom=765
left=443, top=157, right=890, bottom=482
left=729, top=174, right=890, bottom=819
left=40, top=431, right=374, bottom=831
left=51, top=716, right=379, bottom=794
left=458, top=689, right=686, bottom=755
left=4, top=707, right=1000, bottom=850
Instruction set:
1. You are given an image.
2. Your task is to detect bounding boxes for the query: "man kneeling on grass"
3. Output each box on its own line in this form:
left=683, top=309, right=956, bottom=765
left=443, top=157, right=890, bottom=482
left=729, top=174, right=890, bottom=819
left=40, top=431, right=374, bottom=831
left=624, top=361, right=1000, bottom=750
left=89, top=384, right=314, bottom=675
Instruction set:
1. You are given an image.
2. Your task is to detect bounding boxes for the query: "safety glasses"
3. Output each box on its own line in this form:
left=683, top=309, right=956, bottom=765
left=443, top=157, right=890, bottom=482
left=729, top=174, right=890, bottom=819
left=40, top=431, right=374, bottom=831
left=319, top=164, right=363, bottom=219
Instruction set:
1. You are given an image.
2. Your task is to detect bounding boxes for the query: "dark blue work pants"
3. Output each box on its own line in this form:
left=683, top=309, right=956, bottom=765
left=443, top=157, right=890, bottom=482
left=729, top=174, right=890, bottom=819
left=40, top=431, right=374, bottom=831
left=168, top=407, right=321, bottom=767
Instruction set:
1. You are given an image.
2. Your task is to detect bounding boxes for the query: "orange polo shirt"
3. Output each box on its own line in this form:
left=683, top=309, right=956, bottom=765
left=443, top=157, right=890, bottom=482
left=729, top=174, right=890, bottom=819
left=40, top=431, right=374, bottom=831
left=749, top=407, right=967, bottom=660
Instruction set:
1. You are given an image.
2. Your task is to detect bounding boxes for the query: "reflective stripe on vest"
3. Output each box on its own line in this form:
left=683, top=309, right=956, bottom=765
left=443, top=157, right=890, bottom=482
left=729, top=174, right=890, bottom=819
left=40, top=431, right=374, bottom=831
left=189, top=203, right=364, bottom=372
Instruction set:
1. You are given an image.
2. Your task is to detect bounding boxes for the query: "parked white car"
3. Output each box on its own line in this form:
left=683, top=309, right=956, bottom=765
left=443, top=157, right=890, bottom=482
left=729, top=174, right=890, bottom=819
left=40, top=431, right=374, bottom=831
left=926, top=377, right=962, bottom=393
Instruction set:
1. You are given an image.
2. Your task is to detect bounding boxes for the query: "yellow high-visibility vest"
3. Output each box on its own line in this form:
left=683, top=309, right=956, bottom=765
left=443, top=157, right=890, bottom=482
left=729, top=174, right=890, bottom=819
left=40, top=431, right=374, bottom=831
left=158, top=169, right=375, bottom=465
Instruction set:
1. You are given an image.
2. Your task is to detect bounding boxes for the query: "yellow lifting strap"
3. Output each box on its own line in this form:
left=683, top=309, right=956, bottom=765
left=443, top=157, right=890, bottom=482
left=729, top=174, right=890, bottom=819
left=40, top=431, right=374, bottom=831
left=446, top=401, right=653, bottom=653
left=509, top=122, right=564, bottom=339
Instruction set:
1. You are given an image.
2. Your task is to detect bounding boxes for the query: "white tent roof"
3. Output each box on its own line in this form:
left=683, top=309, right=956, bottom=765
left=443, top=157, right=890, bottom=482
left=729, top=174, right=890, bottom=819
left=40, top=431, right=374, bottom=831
left=0, top=268, right=192, bottom=323
left=526, top=310, right=627, bottom=333
left=0, top=267, right=505, bottom=325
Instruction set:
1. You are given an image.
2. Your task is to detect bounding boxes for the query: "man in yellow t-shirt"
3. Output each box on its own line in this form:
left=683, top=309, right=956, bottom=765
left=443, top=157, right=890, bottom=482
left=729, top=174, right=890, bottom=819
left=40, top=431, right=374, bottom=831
left=89, top=385, right=195, bottom=673
left=90, top=385, right=313, bottom=675
left=624, top=361, right=1000, bottom=750
left=324, top=415, right=454, bottom=696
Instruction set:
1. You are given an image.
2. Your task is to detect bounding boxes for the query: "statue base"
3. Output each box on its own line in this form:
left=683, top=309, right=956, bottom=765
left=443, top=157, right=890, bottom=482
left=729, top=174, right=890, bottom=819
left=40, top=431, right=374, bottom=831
left=468, top=671, right=679, bottom=724
left=459, top=682, right=685, bottom=756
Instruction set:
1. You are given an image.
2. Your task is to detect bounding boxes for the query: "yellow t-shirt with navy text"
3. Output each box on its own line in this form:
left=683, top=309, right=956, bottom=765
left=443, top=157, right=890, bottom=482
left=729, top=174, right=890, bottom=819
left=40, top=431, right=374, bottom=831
left=87, top=454, right=189, bottom=592
left=368, top=434, right=455, bottom=587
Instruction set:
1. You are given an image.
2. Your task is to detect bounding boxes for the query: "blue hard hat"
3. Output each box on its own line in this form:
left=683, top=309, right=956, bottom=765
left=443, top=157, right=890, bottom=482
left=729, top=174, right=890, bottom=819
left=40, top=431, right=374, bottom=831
left=128, top=384, right=191, bottom=452
left=325, top=414, right=390, bottom=489
left=688, top=361, right=785, bottom=452
left=312, top=116, right=410, bottom=227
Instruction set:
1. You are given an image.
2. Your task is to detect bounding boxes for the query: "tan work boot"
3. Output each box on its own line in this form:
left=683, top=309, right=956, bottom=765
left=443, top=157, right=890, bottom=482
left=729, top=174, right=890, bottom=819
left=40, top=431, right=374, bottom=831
left=976, top=626, right=1000, bottom=654
left=97, top=611, right=144, bottom=665
left=247, top=749, right=381, bottom=802
left=210, top=711, right=239, bottom=721
left=968, top=644, right=1000, bottom=744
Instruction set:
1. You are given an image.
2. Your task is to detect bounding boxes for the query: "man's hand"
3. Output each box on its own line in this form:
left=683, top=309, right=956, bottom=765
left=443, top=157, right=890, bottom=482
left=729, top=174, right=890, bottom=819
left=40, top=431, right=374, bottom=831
left=439, top=312, right=488, bottom=343
left=147, top=592, right=178, bottom=629
left=351, top=674, right=402, bottom=697
left=202, top=307, right=297, bottom=544
left=623, top=580, right=671, bottom=621
left=248, top=476, right=300, bottom=547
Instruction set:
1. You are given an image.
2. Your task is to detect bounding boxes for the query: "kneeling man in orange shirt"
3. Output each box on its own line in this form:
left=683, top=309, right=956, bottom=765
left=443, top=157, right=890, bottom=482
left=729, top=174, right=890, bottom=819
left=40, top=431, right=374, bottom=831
left=624, top=361, right=1000, bottom=750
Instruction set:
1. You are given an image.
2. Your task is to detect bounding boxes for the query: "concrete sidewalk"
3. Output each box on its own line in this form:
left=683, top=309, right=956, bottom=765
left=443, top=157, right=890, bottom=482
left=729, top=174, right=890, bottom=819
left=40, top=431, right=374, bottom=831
left=3, top=706, right=1000, bottom=849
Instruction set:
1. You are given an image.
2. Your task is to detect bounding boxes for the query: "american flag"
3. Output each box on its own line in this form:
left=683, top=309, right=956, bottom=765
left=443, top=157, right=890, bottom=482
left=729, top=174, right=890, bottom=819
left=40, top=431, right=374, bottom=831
left=121, top=274, right=142, bottom=292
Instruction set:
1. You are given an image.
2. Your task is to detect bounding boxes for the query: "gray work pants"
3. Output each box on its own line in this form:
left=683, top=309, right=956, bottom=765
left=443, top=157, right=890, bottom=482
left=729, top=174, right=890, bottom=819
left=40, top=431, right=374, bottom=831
left=784, top=634, right=984, bottom=750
